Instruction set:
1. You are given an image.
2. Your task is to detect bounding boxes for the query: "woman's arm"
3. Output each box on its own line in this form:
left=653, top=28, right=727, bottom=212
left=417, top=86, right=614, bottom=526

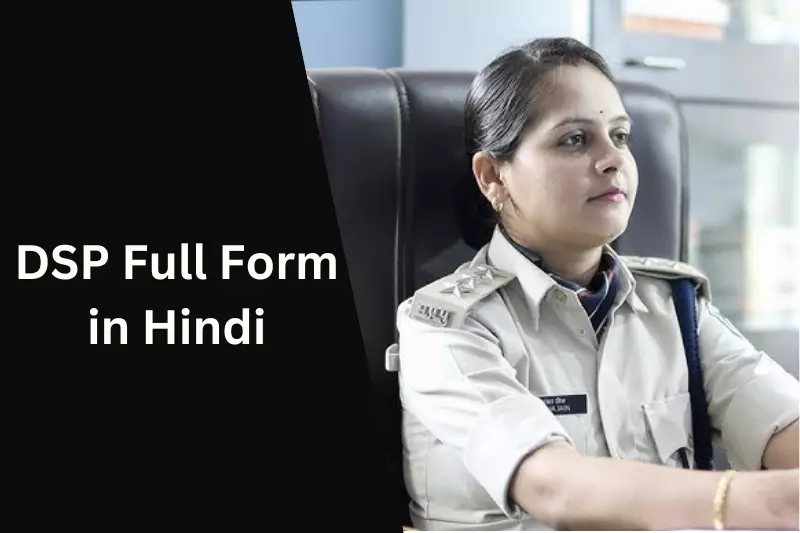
left=697, top=299, right=800, bottom=471
left=764, top=419, right=799, bottom=470
left=511, top=440, right=799, bottom=530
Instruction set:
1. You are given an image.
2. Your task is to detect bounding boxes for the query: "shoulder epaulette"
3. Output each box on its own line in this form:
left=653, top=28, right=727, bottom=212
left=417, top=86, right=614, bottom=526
left=621, top=255, right=711, bottom=298
left=407, top=264, right=516, bottom=329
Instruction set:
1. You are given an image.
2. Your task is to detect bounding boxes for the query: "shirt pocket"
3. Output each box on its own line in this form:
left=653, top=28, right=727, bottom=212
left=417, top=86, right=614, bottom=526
left=642, top=392, right=694, bottom=468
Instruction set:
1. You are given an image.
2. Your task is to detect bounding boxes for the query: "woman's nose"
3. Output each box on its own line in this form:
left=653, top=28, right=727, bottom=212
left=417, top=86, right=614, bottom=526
left=594, top=142, right=625, bottom=176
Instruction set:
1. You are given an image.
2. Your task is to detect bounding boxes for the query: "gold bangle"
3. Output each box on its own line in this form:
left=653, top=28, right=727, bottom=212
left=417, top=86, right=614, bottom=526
left=713, top=469, right=736, bottom=530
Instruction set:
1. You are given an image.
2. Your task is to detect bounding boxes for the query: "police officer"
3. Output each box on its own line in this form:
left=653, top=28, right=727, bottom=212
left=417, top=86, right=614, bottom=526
left=387, top=37, right=800, bottom=531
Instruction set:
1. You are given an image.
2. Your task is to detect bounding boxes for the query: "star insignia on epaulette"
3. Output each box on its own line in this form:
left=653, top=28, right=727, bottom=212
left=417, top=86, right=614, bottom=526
left=408, top=264, right=517, bottom=329
left=441, top=274, right=477, bottom=297
left=473, top=265, right=507, bottom=282
left=440, top=266, right=510, bottom=298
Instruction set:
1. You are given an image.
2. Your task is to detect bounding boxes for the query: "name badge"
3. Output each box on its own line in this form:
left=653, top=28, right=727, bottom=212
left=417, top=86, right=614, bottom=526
left=539, top=394, right=588, bottom=416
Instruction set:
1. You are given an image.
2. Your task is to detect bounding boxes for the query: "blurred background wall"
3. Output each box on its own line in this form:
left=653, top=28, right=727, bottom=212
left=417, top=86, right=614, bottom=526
left=292, top=0, right=799, bottom=376
left=292, top=0, right=402, bottom=68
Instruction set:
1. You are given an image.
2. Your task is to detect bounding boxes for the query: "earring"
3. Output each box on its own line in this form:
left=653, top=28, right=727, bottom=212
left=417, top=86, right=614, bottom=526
left=492, top=198, right=504, bottom=213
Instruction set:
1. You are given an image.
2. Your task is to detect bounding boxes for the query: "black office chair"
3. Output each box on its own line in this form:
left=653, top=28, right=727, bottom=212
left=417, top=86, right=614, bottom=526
left=307, top=67, right=690, bottom=526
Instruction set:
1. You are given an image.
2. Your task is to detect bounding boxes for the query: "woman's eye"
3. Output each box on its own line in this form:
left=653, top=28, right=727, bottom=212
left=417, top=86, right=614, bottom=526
left=613, top=131, right=630, bottom=145
left=561, top=133, right=586, bottom=147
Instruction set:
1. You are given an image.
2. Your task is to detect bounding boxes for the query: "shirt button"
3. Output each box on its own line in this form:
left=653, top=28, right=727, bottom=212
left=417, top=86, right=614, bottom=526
left=578, top=328, right=587, bottom=336
left=618, top=449, right=626, bottom=459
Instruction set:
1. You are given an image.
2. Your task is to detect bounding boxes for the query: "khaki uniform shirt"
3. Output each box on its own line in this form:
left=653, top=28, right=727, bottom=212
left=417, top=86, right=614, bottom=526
left=387, top=227, right=800, bottom=531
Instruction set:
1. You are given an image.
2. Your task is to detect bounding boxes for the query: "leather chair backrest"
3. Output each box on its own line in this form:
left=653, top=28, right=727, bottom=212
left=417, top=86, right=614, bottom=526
left=307, top=67, right=688, bottom=524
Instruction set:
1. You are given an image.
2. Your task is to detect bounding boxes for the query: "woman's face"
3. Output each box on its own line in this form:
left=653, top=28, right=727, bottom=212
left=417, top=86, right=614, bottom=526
left=496, top=63, right=638, bottom=250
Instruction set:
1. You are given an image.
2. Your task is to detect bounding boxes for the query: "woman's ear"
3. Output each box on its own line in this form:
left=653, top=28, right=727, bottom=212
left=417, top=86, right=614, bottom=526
left=472, top=151, right=507, bottom=207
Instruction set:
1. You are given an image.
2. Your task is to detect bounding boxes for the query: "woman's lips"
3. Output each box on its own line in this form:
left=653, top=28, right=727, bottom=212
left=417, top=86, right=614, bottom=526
left=591, top=191, right=626, bottom=203
left=590, top=188, right=626, bottom=203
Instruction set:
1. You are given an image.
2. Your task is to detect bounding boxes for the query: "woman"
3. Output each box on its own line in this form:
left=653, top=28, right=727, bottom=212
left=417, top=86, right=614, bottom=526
left=393, top=37, right=799, bottom=531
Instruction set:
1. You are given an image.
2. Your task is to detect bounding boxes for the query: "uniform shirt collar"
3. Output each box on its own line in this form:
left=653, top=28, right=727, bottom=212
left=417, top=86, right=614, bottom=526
left=482, top=225, right=646, bottom=330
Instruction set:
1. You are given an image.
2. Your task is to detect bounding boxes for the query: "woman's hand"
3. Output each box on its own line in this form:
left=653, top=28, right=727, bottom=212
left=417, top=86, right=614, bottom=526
left=724, top=467, right=799, bottom=530
left=764, top=468, right=799, bottom=529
